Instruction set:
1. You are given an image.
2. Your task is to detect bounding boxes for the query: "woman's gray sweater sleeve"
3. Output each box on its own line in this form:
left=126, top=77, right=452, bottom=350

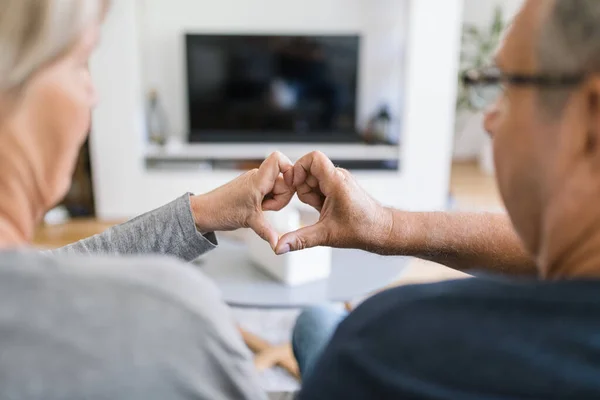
left=50, top=194, right=217, bottom=261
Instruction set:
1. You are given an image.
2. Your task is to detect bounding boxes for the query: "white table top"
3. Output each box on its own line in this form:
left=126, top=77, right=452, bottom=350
left=195, top=238, right=408, bottom=308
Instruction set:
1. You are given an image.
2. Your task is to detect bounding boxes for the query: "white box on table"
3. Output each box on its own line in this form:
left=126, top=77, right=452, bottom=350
left=246, top=210, right=332, bottom=286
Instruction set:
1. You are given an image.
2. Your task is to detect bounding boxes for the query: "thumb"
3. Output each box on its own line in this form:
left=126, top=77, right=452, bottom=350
left=248, top=214, right=279, bottom=250
left=275, top=223, right=326, bottom=255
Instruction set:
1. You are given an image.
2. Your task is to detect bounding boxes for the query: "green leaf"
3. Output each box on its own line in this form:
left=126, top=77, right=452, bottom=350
left=465, top=25, right=480, bottom=36
left=491, top=6, right=505, bottom=36
left=463, top=25, right=483, bottom=43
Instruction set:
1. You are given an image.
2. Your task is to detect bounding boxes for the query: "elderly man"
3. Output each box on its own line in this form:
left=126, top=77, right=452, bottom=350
left=284, top=0, right=600, bottom=398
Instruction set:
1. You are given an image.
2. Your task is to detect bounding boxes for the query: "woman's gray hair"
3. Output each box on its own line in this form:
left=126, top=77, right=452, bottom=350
left=538, top=0, right=600, bottom=111
left=0, top=0, right=109, bottom=92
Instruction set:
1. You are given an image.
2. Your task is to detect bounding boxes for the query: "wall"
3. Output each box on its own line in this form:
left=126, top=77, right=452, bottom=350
left=138, top=0, right=408, bottom=140
left=90, top=0, right=464, bottom=219
left=463, top=0, right=523, bottom=27
left=453, top=0, right=524, bottom=160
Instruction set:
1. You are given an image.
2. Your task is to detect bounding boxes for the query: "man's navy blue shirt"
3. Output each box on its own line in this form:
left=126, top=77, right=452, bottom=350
left=299, top=277, right=600, bottom=399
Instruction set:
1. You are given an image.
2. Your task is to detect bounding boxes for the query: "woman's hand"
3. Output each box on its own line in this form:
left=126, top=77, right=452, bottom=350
left=191, top=152, right=295, bottom=249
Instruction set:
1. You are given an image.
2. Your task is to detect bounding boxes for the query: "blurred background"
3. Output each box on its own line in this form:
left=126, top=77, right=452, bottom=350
left=49, top=0, right=523, bottom=229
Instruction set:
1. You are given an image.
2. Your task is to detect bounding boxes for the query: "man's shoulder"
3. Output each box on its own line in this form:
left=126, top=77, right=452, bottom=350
left=337, top=278, right=508, bottom=340
left=301, top=279, right=503, bottom=399
left=305, top=278, right=600, bottom=399
left=362, top=277, right=498, bottom=312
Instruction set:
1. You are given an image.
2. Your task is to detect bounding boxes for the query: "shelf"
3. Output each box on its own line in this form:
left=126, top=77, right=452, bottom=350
left=144, top=142, right=400, bottom=162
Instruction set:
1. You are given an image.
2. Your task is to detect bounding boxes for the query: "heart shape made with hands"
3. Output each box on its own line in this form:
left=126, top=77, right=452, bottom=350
left=195, top=150, right=354, bottom=253
left=253, top=151, right=342, bottom=255
left=274, top=151, right=338, bottom=255
left=268, top=150, right=385, bottom=256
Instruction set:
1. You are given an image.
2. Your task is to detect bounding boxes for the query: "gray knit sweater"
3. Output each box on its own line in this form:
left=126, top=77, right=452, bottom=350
left=0, top=194, right=270, bottom=400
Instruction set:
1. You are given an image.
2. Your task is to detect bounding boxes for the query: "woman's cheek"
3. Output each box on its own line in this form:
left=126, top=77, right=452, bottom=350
left=35, top=71, right=92, bottom=205
left=51, top=72, right=92, bottom=145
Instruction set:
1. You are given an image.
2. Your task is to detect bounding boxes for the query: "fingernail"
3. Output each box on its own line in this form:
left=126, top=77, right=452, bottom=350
left=276, top=244, right=291, bottom=255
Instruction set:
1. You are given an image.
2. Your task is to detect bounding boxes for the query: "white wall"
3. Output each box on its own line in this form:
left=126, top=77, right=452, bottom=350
left=453, top=0, right=524, bottom=160
left=138, top=0, right=408, bottom=140
left=463, top=0, right=523, bottom=27
left=90, top=0, right=464, bottom=219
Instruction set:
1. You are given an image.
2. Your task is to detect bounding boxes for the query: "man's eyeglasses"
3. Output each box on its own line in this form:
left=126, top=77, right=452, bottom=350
left=461, top=66, right=584, bottom=111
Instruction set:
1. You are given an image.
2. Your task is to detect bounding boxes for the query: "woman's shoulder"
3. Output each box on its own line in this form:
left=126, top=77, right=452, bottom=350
left=0, top=251, right=226, bottom=324
left=0, top=251, right=264, bottom=399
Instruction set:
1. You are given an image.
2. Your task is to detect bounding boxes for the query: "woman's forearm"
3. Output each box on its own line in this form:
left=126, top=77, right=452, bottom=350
left=51, top=194, right=216, bottom=261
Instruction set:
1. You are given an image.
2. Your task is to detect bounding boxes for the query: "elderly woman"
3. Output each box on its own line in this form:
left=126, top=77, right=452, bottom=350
left=0, top=1, right=294, bottom=398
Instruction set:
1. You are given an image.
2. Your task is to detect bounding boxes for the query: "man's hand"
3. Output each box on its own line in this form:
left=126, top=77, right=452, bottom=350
left=275, top=151, right=393, bottom=255
left=191, top=152, right=295, bottom=249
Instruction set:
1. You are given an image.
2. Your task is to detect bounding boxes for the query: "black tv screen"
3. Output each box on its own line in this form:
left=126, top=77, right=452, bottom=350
left=186, top=34, right=361, bottom=143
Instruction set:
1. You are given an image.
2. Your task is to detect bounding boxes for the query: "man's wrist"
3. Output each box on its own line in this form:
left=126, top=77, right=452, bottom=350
left=376, top=206, right=397, bottom=253
left=369, top=207, right=420, bottom=256
left=359, top=206, right=394, bottom=254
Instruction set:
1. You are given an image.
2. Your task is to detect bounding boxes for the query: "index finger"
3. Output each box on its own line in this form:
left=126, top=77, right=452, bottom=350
left=258, top=151, right=294, bottom=190
left=292, top=151, right=337, bottom=195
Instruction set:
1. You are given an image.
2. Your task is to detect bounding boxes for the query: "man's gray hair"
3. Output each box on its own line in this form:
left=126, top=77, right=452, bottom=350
left=538, top=0, right=600, bottom=111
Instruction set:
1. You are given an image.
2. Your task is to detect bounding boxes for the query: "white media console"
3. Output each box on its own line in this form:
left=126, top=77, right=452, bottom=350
left=144, top=142, right=399, bottom=162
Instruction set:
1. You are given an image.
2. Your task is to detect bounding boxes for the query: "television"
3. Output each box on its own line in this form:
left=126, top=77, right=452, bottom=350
left=185, top=34, right=361, bottom=143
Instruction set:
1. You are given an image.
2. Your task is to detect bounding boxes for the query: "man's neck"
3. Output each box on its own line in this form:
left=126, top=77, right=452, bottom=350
left=540, top=187, right=600, bottom=279
left=545, top=232, right=600, bottom=280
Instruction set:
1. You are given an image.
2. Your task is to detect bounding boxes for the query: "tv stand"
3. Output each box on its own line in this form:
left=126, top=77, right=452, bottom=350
left=188, top=131, right=369, bottom=144
left=144, top=142, right=400, bottom=166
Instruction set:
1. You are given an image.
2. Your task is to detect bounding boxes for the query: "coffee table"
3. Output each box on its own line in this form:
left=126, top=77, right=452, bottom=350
left=196, top=238, right=408, bottom=378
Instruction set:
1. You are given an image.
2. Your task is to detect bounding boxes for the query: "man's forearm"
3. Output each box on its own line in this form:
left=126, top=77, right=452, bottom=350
left=374, top=210, right=536, bottom=276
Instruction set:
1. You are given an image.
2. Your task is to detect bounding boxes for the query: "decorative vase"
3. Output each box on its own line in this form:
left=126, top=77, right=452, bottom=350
left=146, top=89, right=169, bottom=146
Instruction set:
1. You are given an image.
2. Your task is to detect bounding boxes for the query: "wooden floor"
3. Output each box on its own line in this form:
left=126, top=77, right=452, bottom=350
left=450, top=160, right=503, bottom=209
left=33, top=218, right=123, bottom=249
